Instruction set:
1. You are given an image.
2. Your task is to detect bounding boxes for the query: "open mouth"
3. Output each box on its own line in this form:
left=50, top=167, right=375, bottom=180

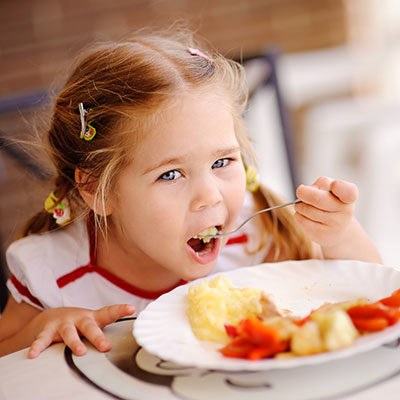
left=187, top=226, right=220, bottom=255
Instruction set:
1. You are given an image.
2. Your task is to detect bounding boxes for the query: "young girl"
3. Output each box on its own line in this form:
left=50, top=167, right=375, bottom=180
left=0, top=30, right=380, bottom=358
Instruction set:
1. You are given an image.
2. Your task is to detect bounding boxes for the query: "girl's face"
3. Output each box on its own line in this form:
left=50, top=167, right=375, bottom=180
left=110, top=92, right=246, bottom=283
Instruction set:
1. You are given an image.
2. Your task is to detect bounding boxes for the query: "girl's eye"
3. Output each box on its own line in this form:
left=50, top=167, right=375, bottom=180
left=212, top=158, right=230, bottom=169
left=159, top=170, right=182, bottom=181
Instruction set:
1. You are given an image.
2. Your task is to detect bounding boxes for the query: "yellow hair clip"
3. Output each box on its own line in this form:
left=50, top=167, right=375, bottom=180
left=44, top=192, right=59, bottom=213
left=246, top=166, right=259, bottom=192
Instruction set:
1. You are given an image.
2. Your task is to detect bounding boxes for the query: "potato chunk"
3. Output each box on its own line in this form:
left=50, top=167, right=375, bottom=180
left=311, top=309, right=359, bottom=351
left=291, top=321, right=324, bottom=355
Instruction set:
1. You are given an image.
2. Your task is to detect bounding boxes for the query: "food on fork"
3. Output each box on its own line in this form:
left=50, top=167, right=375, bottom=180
left=193, top=227, right=220, bottom=243
left=187, top=276, right=400, bottom=361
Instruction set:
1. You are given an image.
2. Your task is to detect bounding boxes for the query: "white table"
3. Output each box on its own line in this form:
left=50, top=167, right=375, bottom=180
left=1, top=319, right=400, bottom=400
left=0, top=343, right=110, bottom=400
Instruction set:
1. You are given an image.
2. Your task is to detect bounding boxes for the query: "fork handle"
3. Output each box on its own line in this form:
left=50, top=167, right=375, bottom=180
left=227, top=199, right=301, bottom=235
left=199, top=199, right=301, bottom=239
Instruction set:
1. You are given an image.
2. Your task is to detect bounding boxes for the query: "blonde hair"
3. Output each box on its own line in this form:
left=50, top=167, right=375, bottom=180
left=20, top=29, right=313, bottom=261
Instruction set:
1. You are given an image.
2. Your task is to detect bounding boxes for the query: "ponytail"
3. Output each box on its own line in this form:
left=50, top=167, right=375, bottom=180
left=17, top=209, right=59, bottom=239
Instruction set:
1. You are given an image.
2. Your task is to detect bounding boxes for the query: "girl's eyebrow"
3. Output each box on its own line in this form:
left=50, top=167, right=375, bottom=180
left=143, top=145, right=241, bottom=175
left=213, top=145, right=241, bottom=158
left=143, top=156, right=185, bottom=175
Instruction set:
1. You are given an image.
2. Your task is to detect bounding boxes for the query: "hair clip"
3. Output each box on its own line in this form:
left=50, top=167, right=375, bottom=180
left=245, top=166, right=260, bottom=193
left=78, top=102, right=96, bottom=141
left=188, top=47, right=211, bottom=61
left=44, top=192, right=59, bottom=213
left=44, top=192, right=72, bottom=226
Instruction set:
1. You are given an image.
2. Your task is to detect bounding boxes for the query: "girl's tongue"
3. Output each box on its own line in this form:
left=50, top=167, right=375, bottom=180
left=187, top=237, right=203, bottom=252
left=187, top=237, right=214, bottom=254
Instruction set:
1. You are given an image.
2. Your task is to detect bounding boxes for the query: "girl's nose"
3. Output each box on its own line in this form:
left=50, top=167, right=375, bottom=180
left=190, top=177, right=223, bottom=212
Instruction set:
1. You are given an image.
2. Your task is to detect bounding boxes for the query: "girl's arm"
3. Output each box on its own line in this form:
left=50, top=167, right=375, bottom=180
left=0, top=296, right=135, bottom=358
left=294, top=176, right=381, bottom=263
left=0, top=296, right=41, bottom=355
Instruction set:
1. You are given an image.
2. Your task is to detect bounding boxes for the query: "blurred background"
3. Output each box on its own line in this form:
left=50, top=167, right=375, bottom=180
left=1, top=0, right=399, bottom=270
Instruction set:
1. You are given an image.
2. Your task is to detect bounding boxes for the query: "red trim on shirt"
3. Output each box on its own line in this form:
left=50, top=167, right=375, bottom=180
left=87, top=211, right=96, bottom=264
left=56, top=264, right=92, bottom=288
left=10, top=275, right=44, bottom=308
left=57, top=264, right=187, bottom=300
left=226, top=234, right=248, bottom=245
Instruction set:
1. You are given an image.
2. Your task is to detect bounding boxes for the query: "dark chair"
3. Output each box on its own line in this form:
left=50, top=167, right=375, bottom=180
left=0, top=235, right=8, bottom=313
left=0, top=92, right=51, bottom=313
left=244, top=49, right=298, bottom=199
left=0, top=145, right=51, bottom=313
left=0, top=154, right=9, bottom=312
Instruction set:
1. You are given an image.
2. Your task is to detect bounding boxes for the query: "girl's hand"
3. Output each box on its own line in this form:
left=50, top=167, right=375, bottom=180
left=294, top=176, right=358, bottom=248
left=28, top=304, right=135, bottom=358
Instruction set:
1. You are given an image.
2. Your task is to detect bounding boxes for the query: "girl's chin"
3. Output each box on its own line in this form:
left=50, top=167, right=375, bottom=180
left=183, top=265, right=214, bottom=282
left=183, top=254, right=220, bottom=282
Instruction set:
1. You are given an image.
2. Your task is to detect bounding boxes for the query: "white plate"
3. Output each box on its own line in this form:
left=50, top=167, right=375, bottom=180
left=133, top=259, right=400, bottom=371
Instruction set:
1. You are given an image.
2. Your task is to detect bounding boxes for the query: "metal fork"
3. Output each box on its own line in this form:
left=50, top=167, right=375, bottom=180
left=196, top=199, right=301, bottom=239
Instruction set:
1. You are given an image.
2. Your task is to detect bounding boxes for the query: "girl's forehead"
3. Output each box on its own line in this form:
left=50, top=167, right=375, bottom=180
left=122, top=93, right=238, bottom=167
left=125, top=91, right=234, bottom=141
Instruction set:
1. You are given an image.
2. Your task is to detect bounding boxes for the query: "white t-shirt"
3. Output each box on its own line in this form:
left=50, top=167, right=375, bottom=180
left=6, top=193, right=269, bottom=315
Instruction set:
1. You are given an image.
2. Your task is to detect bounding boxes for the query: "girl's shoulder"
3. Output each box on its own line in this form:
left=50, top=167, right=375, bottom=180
left=6, top=220, right=89, bottom=262
left=6, top=219, right=90, bottom=286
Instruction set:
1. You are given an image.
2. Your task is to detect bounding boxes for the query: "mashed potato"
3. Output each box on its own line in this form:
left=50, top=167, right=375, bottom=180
left=187, top=275, right=268, bottom=343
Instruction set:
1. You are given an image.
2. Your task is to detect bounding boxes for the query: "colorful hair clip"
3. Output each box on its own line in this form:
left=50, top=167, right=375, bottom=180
left=78, top=102, right=96, bottom=141
left=245, top=166, right=260, bottom=192
left=188, top=47, right=211, bottom=61
left=82, top=121, right=96, bottom=141
left=44, top=192, right=59, bottom=213
left=52, top=200, right=71, bottom=225
left=44, top=192, right=71, bottom=226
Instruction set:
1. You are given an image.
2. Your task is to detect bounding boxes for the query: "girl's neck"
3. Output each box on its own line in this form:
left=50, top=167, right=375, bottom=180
left=93, top=225, right=183, bottom=293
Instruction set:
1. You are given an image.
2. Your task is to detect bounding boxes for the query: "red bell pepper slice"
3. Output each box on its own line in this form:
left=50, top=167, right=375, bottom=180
left=351, top=317, right=388, bottom=332
left=219, top=337, right=254, bottom=358
left=347, top=302, right=400, bottom=326
left=220, top=319, right=286, bottom=360
left=380, top=289, right=400, bottom=308
left=224, top=324, right=238, bottom=338
left=238, top=318, right=281, bottom=346
left=247, top=340, right=289, bottom=361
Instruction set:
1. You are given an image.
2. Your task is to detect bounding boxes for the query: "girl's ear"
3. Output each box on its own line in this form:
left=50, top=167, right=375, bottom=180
left=74, top=169, right=114, bottom=216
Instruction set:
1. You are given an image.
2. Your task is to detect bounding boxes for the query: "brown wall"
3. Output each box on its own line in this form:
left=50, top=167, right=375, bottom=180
left=0, top=0, right=349, bottom=97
